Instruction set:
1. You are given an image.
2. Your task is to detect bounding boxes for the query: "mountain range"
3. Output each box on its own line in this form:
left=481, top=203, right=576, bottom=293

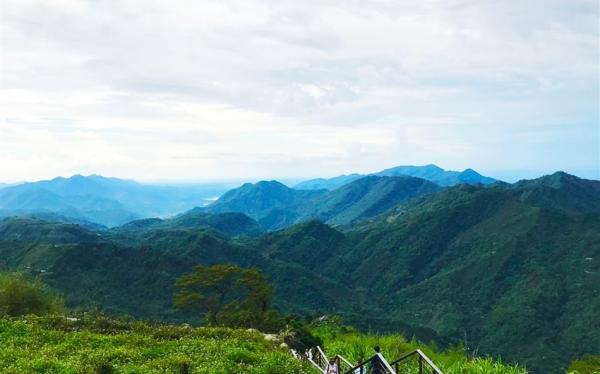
left=0, top=171, right=598, bottom=372
left=1, top=167, right=599, bottom=371
left=204, top=175, right=441, bottom=230
left=294, top=164, right=496, bottom=190
left=0, top=164, right=493, bottom=228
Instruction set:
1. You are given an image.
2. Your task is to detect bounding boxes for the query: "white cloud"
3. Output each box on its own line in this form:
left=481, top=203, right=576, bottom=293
left=0, top=0, right=598, bottom=182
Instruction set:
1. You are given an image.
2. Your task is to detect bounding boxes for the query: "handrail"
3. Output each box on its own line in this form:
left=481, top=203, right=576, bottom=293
left=299, top=346, right=443, bottom=374
left=388, top=349, right=443, bottom=374
left=334, top=355, right=352, bottom=373
left=415, top=349, right=443, bottom=373
left=344, top=354, right=375, bottom=374
left=315, top=347, right=354, bottom=373
left=316, top=346, right=328, bottom=360
left=316, top=346, right=329, bottom=368
left=307, top=359, right=325, bottom=373
left=377, top=353, right=397, bottom=373
left=290, top=349, right=301, bottom=359
left=307, top=346, right=328, bottom=373
left=344, top=353, right=396, bottom=374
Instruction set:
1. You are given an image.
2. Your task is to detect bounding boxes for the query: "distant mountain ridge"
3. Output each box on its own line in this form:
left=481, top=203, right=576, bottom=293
left=295, top=164, right=496, bottom=190
left=111, top=209, right=264, bottom=240
left=0, top=165, right=495, bottom=227
left=293, top=174, right=363, bottom=190
left=205, top=175, right=441, bottom=229
left=0, top=175, right=234, bottom=227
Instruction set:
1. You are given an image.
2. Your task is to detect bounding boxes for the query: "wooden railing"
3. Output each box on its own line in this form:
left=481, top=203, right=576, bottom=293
left=389, top=349, right=443, bottom=374
left=308, top=346, right=355, bottom=373
left=308, top=346, right=329, bottom=373
left=298, top=346, right=443, bottom=374
left=334, top=353, right=354, bottom=373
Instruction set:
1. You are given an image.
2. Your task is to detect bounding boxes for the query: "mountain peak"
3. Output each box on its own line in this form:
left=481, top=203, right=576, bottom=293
left=461, top=168, right=480, bottom=175
left=255, top=180, right=288, bottom=188
left=510, top=171, right=600, bottom=214
left=516, top=171, right=582, bottom=189
left=544, top=171, right=576, bottom=184
left=423, top=164, right=444, bottom=171
left=205, top=179, right=326, bottom=222
left=376, top=164, right=495, bottom=186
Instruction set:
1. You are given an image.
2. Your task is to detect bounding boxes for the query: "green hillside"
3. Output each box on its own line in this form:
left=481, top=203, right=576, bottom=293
left=0, top=314, right=541, bottom=374
left=109, top=209, right=263, bottom=242
left=347, top=186, right=600, bottom=371
left=0, top=216, right=366, bottom=323
left=296, top=175, right=440, bottom=225
left=0, top=316, right=308, bottom=373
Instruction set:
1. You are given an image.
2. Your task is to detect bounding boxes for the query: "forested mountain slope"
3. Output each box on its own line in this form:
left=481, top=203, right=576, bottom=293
left=206, top=175, right=440, bottom=230
left=251, top=173, right=600, bottom=372
left=0, top=216, right=366, bottom=323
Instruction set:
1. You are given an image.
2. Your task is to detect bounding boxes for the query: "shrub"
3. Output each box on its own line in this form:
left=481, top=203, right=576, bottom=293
left=0, top=272, right=64, bottom=317
left=568, top=355, right=600, bottom=374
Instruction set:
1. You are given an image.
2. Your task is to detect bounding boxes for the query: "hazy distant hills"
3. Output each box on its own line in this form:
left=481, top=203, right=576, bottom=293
left=375, top=164, right=496, bottom=186
left=0, top=165, right=495, bottom=228
left=0, top=171, right=598, bottom=372
left=293, top=174, right=364, bottom=190
left=0, top=175, right=233, bottom=227
left=205, top=175, right=440, bottom=229
left=295, top=164, right=496, bottom=190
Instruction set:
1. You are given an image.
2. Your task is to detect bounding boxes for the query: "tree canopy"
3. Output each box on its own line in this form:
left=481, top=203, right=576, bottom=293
left=174, top=264, right=277, bottom=330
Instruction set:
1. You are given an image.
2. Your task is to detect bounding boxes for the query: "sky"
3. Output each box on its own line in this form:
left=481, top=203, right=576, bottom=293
left=1, top=0, right=599, bottom=184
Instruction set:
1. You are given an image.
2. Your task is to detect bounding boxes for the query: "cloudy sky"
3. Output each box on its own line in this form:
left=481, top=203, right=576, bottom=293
left=1, top=0, right=598, bottom=183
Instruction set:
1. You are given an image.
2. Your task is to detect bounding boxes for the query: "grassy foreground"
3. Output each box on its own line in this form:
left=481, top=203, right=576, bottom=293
left=1, top=315, right=595, bottom=373
left=0, top=316, right=309, bottom=373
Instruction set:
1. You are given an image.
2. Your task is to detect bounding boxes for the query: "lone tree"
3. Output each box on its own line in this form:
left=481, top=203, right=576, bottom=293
left=174, top=264, right=277, bottom=329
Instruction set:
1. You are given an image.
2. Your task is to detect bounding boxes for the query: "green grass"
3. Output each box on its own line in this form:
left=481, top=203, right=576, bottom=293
left=0, top=316, right=310, bottom=373
left=311, top=322, right=525, bottom=374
